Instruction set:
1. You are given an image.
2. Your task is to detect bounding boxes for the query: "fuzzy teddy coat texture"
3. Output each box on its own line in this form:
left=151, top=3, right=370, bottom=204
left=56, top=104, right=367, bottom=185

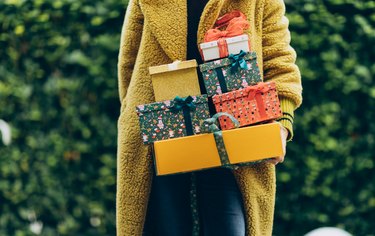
left=117, top=0, right=302, bottom=235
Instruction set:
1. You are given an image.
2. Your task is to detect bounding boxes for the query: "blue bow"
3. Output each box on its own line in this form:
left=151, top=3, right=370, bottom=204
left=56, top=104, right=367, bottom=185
left=170, top=96, right=196, bottom=113
left=170, top=96, right=196, bottom=136
left=228, top=50, right=248, bottom=73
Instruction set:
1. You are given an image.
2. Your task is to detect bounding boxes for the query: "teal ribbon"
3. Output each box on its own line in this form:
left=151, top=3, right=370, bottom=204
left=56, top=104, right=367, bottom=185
left=190, top=113, right=264, bottom=235
left=228, top=50, right=248, bottom=73
left=170, top=96, right=196, bottom=136
left=203, top=112, right=270, bottom=168
left=202, top=112, right=239, bottom=133
left=202, top=112, right=240, bottom=168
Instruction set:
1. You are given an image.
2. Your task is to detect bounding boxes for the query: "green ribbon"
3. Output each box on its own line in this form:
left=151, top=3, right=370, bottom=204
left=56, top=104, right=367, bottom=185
left=202, top=112, right=240, bottom=169
left=190, top=113, right=264, bottom=236
left=228, top=50, right=248, bottom=73
left=170, top=96, right=196, bottom=136
left=202, top=112, right=239, bottom=133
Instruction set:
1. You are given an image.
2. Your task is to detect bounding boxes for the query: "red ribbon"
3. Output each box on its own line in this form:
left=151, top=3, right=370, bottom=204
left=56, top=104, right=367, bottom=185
left=204, top=17, right=250, bottom=42
left=245, top=83, right=270, bottom=120
left=217, top=39, right=228, bottom=59
left=214, top=10, right=247, bottom=29
left=203, top=10, right=250, bottom=58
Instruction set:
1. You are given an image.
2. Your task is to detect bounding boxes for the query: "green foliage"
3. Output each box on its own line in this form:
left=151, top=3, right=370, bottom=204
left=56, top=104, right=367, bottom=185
left=0, top=0, right=127, bottom=235
left=275, top=0, right=375, bottom=235
left=1, top=0, right=374, bottom=235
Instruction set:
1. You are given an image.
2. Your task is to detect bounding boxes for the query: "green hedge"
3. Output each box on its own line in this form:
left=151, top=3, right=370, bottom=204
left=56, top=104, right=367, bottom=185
left=275, top=0, right=375, bottom=235
left=0, top=0, right=125, bottom=235
left=0, top=0, right=374, bottom=235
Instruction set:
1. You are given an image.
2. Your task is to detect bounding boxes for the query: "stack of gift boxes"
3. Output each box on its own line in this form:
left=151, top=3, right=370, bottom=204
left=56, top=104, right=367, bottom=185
left=136, top=11, right=284, bottom=175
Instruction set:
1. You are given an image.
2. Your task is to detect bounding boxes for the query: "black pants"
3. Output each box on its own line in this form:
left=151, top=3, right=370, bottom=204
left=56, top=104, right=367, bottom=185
left=143, top=168, right=246, bottom=236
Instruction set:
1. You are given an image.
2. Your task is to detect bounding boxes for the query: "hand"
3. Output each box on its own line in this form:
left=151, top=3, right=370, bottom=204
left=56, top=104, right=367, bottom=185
left=267, top=123, right=288, bottom=165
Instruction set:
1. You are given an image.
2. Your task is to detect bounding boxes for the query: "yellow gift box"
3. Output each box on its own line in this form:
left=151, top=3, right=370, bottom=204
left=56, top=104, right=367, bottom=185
left=149, top=60, right=201, bottom=102
left=153, top=122, right=283, bottom=175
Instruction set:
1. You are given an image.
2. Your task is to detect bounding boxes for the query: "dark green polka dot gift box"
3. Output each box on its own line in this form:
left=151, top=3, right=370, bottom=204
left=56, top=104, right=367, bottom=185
left=136, top=95, right=210, bottom=144
left=199, top=51, right=262, bottom=97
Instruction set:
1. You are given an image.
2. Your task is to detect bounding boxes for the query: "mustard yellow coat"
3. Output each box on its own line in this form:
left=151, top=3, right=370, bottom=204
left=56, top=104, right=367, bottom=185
left=117, top=0, right=302, bottom=235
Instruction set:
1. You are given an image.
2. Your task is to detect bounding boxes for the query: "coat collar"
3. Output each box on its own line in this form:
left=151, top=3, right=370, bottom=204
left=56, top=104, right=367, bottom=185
left=140, top=0, right=226, bottom=61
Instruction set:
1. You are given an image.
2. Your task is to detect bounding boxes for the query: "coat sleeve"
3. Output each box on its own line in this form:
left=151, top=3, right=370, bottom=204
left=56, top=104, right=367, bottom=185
left=262, top=0, right=302, bottom=140
left=118, top=0, right=144, bottom=105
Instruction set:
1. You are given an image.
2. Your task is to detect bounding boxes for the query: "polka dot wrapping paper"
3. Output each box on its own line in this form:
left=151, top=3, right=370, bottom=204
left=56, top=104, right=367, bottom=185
left=212, top=81, right=282, bottom=130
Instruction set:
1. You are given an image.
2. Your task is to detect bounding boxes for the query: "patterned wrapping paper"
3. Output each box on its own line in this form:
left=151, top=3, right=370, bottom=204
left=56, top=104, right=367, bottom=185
left=212, top=81, right=282, bottom=130
left=136, top=95, right=210, bottom=144
left=199, top=51, right=261, bottom=97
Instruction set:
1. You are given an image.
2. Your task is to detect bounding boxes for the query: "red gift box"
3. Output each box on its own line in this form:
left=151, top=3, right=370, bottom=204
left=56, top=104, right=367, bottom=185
left=212, top=82, right=282, bottom=130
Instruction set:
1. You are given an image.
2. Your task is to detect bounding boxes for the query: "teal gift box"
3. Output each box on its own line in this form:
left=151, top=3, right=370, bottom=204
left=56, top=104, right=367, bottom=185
left=136, top=95, right=210, bottom=144
left=199, top=51, right=261, bottom=97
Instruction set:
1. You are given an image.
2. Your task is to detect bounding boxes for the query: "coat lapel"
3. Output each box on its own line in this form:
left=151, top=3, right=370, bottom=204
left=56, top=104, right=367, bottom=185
left=197, top=0, right=226, bottom=45
left=140, top=0, right=225, bottom=61
left=140, top=0, right=187, bottom=60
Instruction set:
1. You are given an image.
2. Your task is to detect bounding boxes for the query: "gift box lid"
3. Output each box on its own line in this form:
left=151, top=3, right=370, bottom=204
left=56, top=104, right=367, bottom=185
left=149, top=60, right=198, bottom=75
left=200, top=34, right=249, bottom=50
left=136, top=95, right=208, bottom=113
left=212, top=82, right=276, bottom=103
left=225, top=34, right=249, bottom=44
left=199, top=51, right=257, bottom=72
left=199, top=40, right=219, bottom=50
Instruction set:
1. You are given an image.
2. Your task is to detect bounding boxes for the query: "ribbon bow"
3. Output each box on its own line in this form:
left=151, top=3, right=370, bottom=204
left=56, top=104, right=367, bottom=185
left=204, top=17, right=250, bottom=42
left=170, top=96, right=196, bottom=113
left=214, top=10, right=247, bottom=29
left=170, top=96, right=196, bottom=136
left=202, top=112, right=239, bottom=133
left=245, top=82, right=270, bottom=100
left=228, top=50, right=248, bottom=73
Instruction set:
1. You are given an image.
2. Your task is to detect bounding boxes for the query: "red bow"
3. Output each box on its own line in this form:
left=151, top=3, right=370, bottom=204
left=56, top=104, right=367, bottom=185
left=214, top=10, right=247, bottom=29
left=204, top=10, right=250, bottom=42
left=245, top=83, right=270, bottom=120
left=246, top=82, right=270, bottom=100
left=204, top=16, right=250, bottom=42
left=202, top=10, right=250, bottom=59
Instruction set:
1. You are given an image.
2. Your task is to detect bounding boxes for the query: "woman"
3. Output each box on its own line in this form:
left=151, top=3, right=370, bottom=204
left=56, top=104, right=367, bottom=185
left=117, top=0, right=302, bottom=235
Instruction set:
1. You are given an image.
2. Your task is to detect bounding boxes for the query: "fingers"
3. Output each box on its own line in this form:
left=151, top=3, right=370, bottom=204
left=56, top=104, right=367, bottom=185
left=266, top=122, right=288, bottom=165
left=267, top=155, right=284, bottom=165
left=266, top=158, right=279, bottom=165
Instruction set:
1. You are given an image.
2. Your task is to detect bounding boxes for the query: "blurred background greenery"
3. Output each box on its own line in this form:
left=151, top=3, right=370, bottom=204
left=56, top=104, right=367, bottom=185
left=0, top=0, right=374, bottom=235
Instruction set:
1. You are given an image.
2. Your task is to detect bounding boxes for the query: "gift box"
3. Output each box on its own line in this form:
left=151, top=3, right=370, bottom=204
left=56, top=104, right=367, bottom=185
left=212, top=82, right=282, bottom=130
left=199, top=51, right=261, bottom=97
left=200, top=11, right=251, bottom=61
left=136, top=95, right=210, bottom=144
left=200, top=35, right=250, bottom=62
left=149, top=60, right=201, bottom=102
left=153, top=122, right=283, bottom=175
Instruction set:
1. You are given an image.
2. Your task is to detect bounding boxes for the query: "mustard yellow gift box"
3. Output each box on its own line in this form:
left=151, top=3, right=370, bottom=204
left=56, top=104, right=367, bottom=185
left=149, top=60, right=201, bottom=102
left=153, top=122, right=283, bottom=175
